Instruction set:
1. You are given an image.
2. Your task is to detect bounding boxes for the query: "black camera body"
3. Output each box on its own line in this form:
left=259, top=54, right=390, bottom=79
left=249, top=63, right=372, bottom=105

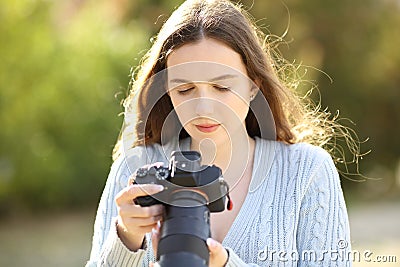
left=134, top=151, right=228, bottom=211
left=132, top=151, right=229, bottom=267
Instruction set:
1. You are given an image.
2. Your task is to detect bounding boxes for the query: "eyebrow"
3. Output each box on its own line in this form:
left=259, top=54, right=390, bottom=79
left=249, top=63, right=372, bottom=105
left=169, top=74, right=238, bottom=84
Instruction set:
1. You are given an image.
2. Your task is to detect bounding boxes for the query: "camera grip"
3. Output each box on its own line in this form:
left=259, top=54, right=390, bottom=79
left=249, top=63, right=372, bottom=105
left=134, top=195, right=158, bottom=206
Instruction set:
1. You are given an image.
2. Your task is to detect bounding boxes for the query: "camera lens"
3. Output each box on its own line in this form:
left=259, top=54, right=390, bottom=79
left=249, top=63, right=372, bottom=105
left=157, top=190, right=210, bottom=267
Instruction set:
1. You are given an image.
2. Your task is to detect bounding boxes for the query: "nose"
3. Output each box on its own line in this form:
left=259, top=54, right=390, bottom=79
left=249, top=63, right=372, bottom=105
left=195, top=97, right=215, bottom=116
left=195, top=85, right=215, bottom=116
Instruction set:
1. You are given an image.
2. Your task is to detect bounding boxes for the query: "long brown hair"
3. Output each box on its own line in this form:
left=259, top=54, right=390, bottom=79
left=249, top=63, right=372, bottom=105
left=114, top=0, right=362, bottom=172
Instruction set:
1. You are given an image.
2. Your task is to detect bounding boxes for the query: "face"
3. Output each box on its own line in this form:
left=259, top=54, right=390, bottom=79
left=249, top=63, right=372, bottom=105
left=166, top=38, right=256, bottom=146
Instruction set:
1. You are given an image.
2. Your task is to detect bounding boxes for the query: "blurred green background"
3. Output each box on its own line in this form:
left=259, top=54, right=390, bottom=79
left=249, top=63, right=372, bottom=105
left=0, top=0, right=399, bottom=266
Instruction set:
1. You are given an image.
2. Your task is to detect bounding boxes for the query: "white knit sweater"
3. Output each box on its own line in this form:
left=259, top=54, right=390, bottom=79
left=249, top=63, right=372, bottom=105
left=86, top=137, right=352, bottom=266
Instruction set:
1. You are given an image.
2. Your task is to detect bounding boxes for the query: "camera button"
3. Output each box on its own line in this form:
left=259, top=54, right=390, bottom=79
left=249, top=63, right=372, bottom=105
left=156, top=168, right=169, bottom=180
left=136, top=168, right=148, bottom=177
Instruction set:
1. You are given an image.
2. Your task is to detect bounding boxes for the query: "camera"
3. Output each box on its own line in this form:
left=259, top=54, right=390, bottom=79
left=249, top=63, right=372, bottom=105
left=132, top=151, right=230, bottom=267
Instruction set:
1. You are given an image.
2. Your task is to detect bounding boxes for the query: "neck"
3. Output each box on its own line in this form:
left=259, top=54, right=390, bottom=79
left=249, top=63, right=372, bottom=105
left=190, top=133, right=255, bottom=184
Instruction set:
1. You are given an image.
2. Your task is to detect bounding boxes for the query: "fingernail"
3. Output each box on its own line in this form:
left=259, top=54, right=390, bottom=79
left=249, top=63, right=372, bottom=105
left=151, top=184, right=164, bottom=191
left=152, top=227, right=158, bottom=236
left=207, top=238, right=217, bottom=248
left=155, top=162, right=164, bottom=168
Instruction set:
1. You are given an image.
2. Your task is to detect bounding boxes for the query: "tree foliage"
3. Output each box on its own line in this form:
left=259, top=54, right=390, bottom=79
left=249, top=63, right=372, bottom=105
left=0, top=0, right=399, bottom=214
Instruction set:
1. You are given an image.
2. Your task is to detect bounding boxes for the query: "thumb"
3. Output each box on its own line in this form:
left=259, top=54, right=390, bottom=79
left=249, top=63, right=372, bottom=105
left=207, top=238, right=228, bottom=266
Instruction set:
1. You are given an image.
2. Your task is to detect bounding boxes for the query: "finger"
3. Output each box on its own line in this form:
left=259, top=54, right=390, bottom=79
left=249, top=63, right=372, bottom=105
left=142, top=162, right=165, bottom=170
left=118, top=203, right=164, bottom=219
left=207, top=238, right=222, bottom=253
left=151, top=220, right=162, bottom=256
left=151, top=162, right=165, bottom=168
left=116, top=184, right=164, bottom=205
left=138, top=224, right=157, bottom=234
left=124, top=214, right=163, bottom=228
left=207, top=238, right=228, bottom=266
left=118, top=218, right=157, bottom=234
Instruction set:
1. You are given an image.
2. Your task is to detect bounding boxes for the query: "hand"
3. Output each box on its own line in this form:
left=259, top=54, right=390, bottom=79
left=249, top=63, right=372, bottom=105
left=149, top=237, right=228, bottom=267
left=151, top=219, right=161, bottom=256
left=207, top=238, right=229, bottom=267
left=115, top=183, right=164, bottom=251
left=149, top=223, right=161, bottom=267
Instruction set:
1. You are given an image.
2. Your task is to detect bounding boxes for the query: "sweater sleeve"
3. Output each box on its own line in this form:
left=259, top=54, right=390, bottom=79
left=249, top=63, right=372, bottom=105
left=296, top=150, right=352, bottom=267
left=86, top=150, right=156, bottom=267
left=224, top=247, right=260, bottom=266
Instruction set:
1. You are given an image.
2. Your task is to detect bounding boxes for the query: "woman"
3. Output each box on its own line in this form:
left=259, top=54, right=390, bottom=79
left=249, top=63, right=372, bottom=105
left=87, top=0, right=353, bottom=266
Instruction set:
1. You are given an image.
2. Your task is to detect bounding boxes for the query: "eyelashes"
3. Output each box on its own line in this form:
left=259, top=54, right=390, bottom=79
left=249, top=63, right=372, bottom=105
left=176, top=84, right=231, bottom=95
left=212, top=84, right=231, bottom=91
left=176, top=86, right=194, bottom=94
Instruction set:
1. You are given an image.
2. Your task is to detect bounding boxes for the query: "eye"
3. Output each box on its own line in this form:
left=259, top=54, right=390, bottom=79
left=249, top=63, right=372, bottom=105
left=177, top=87, right=195, bottom=95
left=174, top=83, right=195, bottom=95
left=212, top=84, right=231, bottom=91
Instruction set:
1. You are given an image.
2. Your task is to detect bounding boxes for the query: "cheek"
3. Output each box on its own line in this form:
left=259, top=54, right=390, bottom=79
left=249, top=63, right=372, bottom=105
left=169, top=96, right=196, bottom=125
left=222, top=82, right=252, bottom=122
left=220, top=96, right=249, bottom=123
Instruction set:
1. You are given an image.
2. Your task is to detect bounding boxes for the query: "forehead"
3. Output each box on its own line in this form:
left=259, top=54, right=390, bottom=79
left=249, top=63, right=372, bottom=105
left=166, top=38, right=248, bottom=80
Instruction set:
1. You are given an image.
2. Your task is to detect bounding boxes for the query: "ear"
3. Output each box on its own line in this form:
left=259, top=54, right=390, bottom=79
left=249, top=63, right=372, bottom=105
left=250, top=78, right=261, bottom=96
left=165, top=83, right=171, bottom=97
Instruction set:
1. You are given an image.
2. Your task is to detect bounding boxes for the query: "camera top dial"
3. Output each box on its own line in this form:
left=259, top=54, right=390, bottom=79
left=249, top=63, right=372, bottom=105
left=155, top=167, right=170, bottom=180
left=135, top=168, right=148, bottom=177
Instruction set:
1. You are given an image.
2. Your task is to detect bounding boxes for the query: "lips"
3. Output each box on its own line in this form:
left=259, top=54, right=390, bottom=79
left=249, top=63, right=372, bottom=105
left=195, top=123, right=220, bottom=133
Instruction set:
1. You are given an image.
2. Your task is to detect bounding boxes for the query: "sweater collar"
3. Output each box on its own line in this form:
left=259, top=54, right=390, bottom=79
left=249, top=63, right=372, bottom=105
left=249, top=137, right=275, bottom=192
left=177, top=136, right=275, bottom=192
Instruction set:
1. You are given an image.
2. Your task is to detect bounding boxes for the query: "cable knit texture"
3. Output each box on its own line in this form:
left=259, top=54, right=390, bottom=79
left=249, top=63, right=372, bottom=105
left=86, top=137, right=352, bottom=266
